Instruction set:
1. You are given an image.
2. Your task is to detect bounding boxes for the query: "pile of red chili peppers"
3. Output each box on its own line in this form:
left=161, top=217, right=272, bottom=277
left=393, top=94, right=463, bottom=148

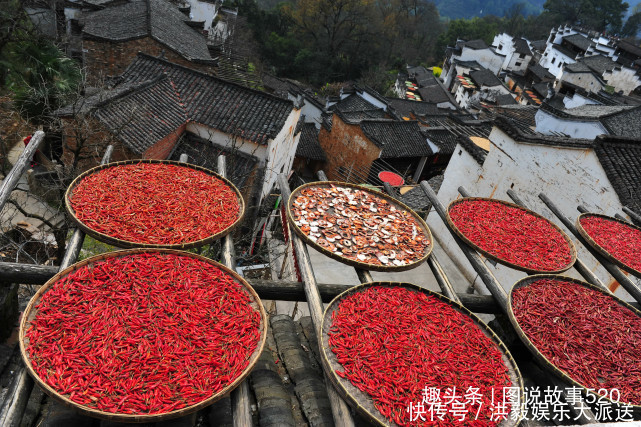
left=512, top=278, right=641, bottom=405
left=25, top=252, right=262, bottom=415
left=328, top=286, right=513, bottom=426
left=448, top=199, right=572, bottom=271
left=579, top=215, right=641, bottom=273
left=69, top=163, right=240, bottom=245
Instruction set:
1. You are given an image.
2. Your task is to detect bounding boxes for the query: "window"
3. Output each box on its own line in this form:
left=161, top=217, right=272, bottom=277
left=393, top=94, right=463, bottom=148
left=70, top=19, right=82, bottom=35
left=498, top=44, right=504, bottom=50
left=515, top=62, right=522, bottom=67
left=551, top=57, right=556, bottom=64
left=519, top=53, right=526, bottom=58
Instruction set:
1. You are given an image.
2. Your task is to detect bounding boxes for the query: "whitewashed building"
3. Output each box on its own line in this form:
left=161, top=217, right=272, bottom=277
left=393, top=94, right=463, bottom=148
left=492, top=33, right=533, bottom=73
left=427, top=117, right=641, bottom=301
left=442, top=39, right=504, bottom=84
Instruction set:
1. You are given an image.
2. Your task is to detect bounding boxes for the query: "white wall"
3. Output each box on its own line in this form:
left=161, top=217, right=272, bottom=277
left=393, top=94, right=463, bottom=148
left=456, top=47, right=504, bottom=75
left=563, top=93, right=600, bottom=108
left=603, top=67, right=641, bottom=95
left=539, top=45, right=575, bottom=80
left=428, top=126, right=635, bottom=301
left=289, top=94, right=324, bottom=129
left=534, top=110, right=607, bottom=138
left=186, top=123, right=267, bottom=162
left=186, top=0, right=219, bottom=31
left=263, top=108, right=302, bottom=201
left=560, top=71, right=605, bottom=93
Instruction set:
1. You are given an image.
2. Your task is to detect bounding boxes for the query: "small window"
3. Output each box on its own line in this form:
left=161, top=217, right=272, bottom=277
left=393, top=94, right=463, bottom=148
left=498, top=44, right=504, bottom=50
left=551, top=57, right=556, bottom=64
left=515, top=62, right=522, bottom=67
left=70, top=19, right=82, bottom=35
left=519, top=53, right=526, bottom=59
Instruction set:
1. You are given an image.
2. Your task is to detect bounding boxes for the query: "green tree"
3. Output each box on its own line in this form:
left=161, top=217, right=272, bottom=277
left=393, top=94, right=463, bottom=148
left=543, top=0, right=628, bottom=32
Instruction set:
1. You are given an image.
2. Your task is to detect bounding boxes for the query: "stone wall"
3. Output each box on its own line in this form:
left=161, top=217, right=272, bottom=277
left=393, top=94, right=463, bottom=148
left=83, top=37, right=215, bottom=84
left=317, top=114, right=380, bottom=182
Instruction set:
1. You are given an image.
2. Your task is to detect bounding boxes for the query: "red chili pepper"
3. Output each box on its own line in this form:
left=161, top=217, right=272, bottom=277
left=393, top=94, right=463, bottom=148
left=69, top=163, right=241, bottom=245
left=512, top=278, right=641, bottom=406
left=25, top=252, right=262, bottom=415
left=328, top=286, right=513, bottom=426
left=449, top=199, right=572, bottom=271
left=579, top=215, right=641, bottom=272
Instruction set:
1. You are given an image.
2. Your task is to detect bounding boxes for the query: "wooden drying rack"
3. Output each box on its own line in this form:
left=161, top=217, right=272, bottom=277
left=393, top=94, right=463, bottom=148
left=1, top=137, right=640, bottom=425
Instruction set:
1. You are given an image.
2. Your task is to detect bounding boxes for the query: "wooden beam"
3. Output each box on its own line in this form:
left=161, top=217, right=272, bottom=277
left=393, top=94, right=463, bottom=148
left=0, top=131, right=45, bottom=211
left=278, top=173, right=356, bottom=427
left=218, top=156, right=253, bottom=427
left=506, top=189, right=606, bottom=291
left=540, top=193, right=641, bottom=302
left=423, top=182, right=509, bottom=310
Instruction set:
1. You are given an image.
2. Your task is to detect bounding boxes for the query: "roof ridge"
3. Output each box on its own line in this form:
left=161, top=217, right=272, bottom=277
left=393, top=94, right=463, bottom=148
left=133, top=52, right=294, bottom=105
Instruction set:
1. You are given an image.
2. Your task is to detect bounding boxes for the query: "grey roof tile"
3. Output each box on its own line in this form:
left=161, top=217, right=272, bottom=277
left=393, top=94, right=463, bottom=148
left=469, top=69, right=502, bottom=87
left=360, top=120, right=431, bottom=158
left=295, top=123, right=325, bottom=161
left=594, top=136, right=641, bottom=214
left=600, top=106, right=641, bottom=137
left=422, top=128, right=458, bottom=154
left=513, top=38, right=532, bottom=56
left=82, top=0, right=214, bottom=63
left=563, top=34, right=593, bottom=51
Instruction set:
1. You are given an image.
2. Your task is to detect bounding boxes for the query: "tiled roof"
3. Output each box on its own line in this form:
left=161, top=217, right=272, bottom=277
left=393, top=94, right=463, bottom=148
left=338, top=110, right=388, bottom=122
left=616, top=40, right=641, bottom=57
left=462, top=39, right=489, bottom=50
left=533, top=82, right=550, bottom=98
left=458, top=136, right=487, bottom=164
left=399, top=175, right=443, bottom=211
left=552, top=43, right=579, bottom=59
left=422, top=128, right=458, bottom=155
left=82, top=0, right=214, bottom=63
left=600, top=106, right=641, bottom=137
left=495, top=94, right=517, bottom=105
left=513, top=38, right=532, bottom=56
left=493, top=116, right=595, bottom=148
left=563, top=34, right=593, bottom=51
left=116, top=54, right=294, bottom=145
left=582, top=55, right=618, bottom=73
left=386, top=98, right=451, bottom=117
left=295, top=123, right=325, bottom=161
left=470, top=69, right=502, bottom=87
left=530, top=40, right=547, bottom=52
left=528, top=63, right=555, bottom=81
left=417, top=85, right=451, bottom=103
left=565, top=61, right=592, bottom=73
left=333, top=94, right=380, bottom=113
left=169, top=133, right=258, bottom=190
left=594, top=136, right=641, bottom=213
left=452, top=59, right=483, bottom=70
left=360, top=120, right=431, bottom=158
left=94, top=76, right=188, bottom=154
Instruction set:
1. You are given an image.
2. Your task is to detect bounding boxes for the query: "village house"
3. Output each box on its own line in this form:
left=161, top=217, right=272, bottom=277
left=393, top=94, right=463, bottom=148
left=55, top=53, right=301, bottom=208
left=291, top=123, right=326, bottom=177
left=79, top=0, right=218, bottom=83
left=492, top=33, right=533, bottom=74
left=395, top=66, right=458, bottom=110
left=441, top=39, right=505, bottom=84
left=318, top=108, right=432, bottom=184
left=534, top=103, right=641, bottom=139
left=559, top=55, right=641, bottom=95
left=450, top=68, right=512, bottom=110
left=427, top=116, right=641, bottom=299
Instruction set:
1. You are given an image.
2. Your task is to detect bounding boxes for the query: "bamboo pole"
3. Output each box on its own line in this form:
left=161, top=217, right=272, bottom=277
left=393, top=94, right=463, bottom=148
left=505, top=189, right=606, bottom=291
left=217, top=156, right=252, bottom=427
left=623, top=206, right=641, bottom=224
left=277, top=173, right=356, bottom=427
left=0, top=131, right=45, bottom=211
left=382, top=182, right=458, bottom=301
left=539, top=193, right=641, bottom=302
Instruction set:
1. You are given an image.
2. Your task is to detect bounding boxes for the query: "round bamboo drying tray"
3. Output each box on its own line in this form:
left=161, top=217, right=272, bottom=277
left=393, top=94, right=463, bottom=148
left=320, top=282, right=524, bottom=426
left=19, top=248, right=267, bottom=423
left=286, top=181, right=433, bottom=272
left=446, top=197, right=577, bottom=274
left=65, top=159, right=245, bottom=249
left=507, top=274, right=641, bottom=413
left=576, top=213, right=641, bottom=278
